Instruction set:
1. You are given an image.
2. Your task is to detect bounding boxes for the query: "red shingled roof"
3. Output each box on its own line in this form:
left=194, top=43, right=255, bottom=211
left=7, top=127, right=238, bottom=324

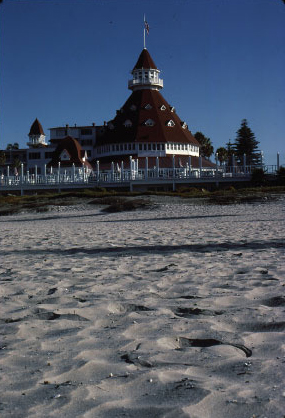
left=132, top=48, right=157, bottom=71
left=47, top=136, right=92, bottom=168
left=29, top=118, right=45, bottom=136
left=96, top=89, right=200, bottom=147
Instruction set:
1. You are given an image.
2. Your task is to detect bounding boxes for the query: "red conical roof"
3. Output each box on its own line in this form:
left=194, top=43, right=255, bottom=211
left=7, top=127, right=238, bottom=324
left=29, top=118, right=45, bottom=136
left=132, top=48, right=157, bottom=71
left=96, top=89, right=200, bottom=147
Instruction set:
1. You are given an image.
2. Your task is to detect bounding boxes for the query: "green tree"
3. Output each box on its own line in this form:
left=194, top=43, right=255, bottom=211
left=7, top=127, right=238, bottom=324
left=216, top=147, right=228, bottom=164
left=234, top=119, right=261, bottom=166
left=194, top=132, right=214, bottom=159
left=6, top=143, right=19, bottom=150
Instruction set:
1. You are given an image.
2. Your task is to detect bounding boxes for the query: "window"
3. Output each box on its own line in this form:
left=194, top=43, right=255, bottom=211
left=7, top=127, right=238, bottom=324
left=161, top=144, right=165, bottom=150
left=160, top=105, right=166, bottom=111
left=152, top=144, right=156, bottom=150
left=120, top=145, right=123, bottom=151
left=29, top=167, right=41, bottom=175
left=144, top=104, right=152, bottom=110
left=29, top=152, right=41, bottom=160
left=157, top=144, right=161, bottom=150
left=170, top=106, right=175, bottom=112
left=45, top=152, right=53, bottom=159
left=139, top=144, right=142, bottom=150
left=181, top=122, right=187, bottom=129
left=128, top=144, right=132, bottom=150
left=56, top=129, right=64, bottom=137
left=81, top=139, right=92, bottom=146
left=166, top=120, right=175, bottom=127
left=130, top=104, right=137, bottom=111
left=60, top=150, right=70, bottom=161
left=148, top=144, right=151, bottom=150
left=87, top=150, right=91, bottom=157
left=81, top=128, right=92, bottom=136
left=144, top=144, right=147, bottom=150
left=145, top=119, right=155, bottom=126
left=124, top=144, right=128, bottom=150
left=116, top=145, right=119, bottom=151
left=124, top=119, right=132, bottom=127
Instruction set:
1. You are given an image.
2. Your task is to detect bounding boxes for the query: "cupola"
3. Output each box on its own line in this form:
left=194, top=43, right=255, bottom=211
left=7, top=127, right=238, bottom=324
left=27, top=118, right=47, bottom=148
left=128, top=48, right=163, bottom=91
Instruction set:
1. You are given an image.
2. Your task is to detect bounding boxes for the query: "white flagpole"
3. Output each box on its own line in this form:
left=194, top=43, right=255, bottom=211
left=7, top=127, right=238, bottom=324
left=144, top=14, right=146, bottom=48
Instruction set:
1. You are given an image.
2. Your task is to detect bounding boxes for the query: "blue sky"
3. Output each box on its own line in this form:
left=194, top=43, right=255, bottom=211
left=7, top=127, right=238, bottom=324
left=0, top=0, right=284, bottom=165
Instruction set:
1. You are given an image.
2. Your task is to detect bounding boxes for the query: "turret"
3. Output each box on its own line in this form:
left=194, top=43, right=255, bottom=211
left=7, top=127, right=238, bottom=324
left=128, top=48, right=163, bottom=91
left=27, top=118, right=47, bottom=147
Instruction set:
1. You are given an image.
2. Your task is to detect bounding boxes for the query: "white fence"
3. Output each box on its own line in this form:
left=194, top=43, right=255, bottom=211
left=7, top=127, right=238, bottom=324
left=0, top=163, right=281, bottom=191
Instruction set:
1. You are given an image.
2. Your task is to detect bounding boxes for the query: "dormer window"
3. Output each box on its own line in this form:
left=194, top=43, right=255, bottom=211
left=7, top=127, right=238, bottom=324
left=145, top=119, right=155, bottom=126
left=160, top=105, right=166, bottom=111
left=60, top=149, right=71, bottom=161
left=124, top=119, right=132, bottom=127
left=130, top=104, right=137, bottom=111
left=144, top=104, right=152, bottom=110
left=108, top=122, right=114, bottom=130
left=166, top=120, right=175, bottom=127
left=181, top=122, right=187, bottom=129
left=170, top=106, right=175, bottom=112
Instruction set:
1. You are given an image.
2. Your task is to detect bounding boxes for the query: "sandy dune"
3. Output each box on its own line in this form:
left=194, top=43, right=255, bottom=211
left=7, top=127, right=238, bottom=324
left=0, top=196, right=284, bottom=417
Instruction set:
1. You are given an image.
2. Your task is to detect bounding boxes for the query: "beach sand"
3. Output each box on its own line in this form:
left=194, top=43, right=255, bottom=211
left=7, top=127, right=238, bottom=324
left=0, top=196, right=284, bottom=418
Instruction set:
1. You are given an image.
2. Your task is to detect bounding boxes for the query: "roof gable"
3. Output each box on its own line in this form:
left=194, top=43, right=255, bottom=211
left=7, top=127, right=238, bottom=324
left=47, top=136, right=91, bottom=168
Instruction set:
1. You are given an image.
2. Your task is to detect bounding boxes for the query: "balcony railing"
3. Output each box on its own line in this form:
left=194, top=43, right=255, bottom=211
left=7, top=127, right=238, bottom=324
left=128, top=78, right=163, bottom=89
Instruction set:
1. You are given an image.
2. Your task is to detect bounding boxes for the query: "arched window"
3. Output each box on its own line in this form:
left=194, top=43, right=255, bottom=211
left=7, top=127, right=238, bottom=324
left=145, top=119, right=155, bottom=126
left=124, top=119, right=132, bottom=127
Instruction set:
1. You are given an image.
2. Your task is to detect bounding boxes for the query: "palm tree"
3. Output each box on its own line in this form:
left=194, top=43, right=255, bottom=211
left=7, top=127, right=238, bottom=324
left=12, top=158, right=22, bottom=176
left=216, top=147, right=228, bottom=165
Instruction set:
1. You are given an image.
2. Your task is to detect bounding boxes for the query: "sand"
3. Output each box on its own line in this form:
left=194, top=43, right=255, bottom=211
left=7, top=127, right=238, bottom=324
left=0, top=196, right=284, bottom=418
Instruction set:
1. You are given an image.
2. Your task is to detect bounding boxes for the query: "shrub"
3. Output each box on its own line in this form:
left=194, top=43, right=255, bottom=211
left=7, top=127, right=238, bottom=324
left=276, top=167, right=285, bottom=186
left=251, top=168, right=266, bottom=186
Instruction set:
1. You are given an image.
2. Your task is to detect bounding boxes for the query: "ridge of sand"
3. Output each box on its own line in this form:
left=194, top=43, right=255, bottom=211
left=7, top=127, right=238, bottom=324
left=0, top=197, right=284, bottom=417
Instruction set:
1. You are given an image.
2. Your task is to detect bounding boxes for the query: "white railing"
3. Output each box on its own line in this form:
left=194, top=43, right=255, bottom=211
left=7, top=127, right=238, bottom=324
left=0, top=164, right=282, bottom=190
left=128, top=78, right=163, bottom=89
